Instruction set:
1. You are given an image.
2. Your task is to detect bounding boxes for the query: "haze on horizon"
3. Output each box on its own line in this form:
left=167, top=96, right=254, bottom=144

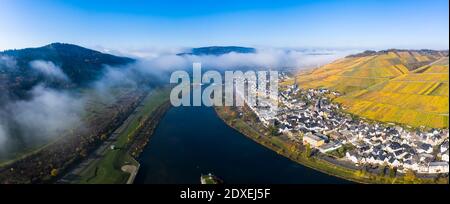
left=0, top=0, right=449, bottom=51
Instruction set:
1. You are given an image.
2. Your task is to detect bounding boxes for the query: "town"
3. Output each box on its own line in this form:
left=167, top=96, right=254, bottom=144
left=236, top=73, right=449, bottom=176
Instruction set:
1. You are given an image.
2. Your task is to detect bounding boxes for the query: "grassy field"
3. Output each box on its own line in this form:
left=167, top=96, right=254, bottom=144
left=75, top=87, right=171, bottom=184
left=295, top=52, right=449, bottom=128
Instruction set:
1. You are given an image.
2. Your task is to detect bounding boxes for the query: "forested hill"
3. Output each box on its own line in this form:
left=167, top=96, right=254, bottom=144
left=0, top=43, right=135, bottom=98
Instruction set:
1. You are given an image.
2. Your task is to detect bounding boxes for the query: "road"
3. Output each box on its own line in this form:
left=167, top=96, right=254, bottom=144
left=57, top=93, right=149, bottom=184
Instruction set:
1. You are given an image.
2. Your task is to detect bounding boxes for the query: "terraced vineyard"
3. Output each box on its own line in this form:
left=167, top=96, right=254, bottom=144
left=295, top=50, right=449, bottom=128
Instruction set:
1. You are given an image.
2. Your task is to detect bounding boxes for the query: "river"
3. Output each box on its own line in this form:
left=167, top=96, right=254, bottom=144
left=135, top=105, right=350, bottom=184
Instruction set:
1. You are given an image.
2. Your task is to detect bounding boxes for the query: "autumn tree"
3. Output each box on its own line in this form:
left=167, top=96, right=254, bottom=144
left=304, top=144, right=312, bottom=158
left=50, top=169, right=59, bottom=177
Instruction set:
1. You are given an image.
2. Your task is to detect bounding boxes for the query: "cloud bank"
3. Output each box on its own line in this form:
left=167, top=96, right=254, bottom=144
left=0, top=56, right=17, bottom=69
left=29, top=60, right=69, bottom=81
left=0, top=85, right=85, bottom=154
left=0, top=46, right=359, bottom=158
left=120, top=47, right=359, bottom=72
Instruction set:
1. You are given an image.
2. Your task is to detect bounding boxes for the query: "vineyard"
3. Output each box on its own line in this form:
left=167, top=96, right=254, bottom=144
left=296, top=50, right=449, bottom=128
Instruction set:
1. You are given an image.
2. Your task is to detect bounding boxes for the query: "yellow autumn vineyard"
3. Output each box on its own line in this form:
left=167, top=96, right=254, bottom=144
left=296, top=50, right=449, bottom=128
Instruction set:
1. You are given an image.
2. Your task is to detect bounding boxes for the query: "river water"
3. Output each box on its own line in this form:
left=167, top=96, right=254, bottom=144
left=135, top=105, right=350, bottom=184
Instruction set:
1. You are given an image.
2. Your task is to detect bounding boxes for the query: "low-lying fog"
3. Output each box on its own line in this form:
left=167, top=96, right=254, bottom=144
left=0, top=47, right=358, bottom=159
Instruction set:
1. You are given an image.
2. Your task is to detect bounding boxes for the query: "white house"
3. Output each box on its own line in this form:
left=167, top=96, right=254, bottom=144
left=318, top=141, right=342, bottom=153
left=442, top=151, right=449, bottom=162
left=346, top=151, right=359, bottom=163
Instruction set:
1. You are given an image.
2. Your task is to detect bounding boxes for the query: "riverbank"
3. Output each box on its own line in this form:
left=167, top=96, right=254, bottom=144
left=122, top=158, right=140, bottom=184
left=60, top=87, right=171, bottom=184
left=214, top=105, right=448, bottom=184
left=1, top=89, right=146, bottom=184
left=135, top=104, right=349, bottom=184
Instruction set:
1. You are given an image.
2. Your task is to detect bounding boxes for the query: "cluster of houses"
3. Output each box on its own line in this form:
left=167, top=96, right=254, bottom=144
left=240, top=74, right=449, bottom=175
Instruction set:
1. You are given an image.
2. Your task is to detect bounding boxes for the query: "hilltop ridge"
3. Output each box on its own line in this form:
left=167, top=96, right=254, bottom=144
left=347, top=49, right=448, bottom=58
left=177, top=46, right=256, bottom=56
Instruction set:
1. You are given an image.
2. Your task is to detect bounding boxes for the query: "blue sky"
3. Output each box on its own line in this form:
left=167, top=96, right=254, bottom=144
left=1, top=0, right=448, bottom=51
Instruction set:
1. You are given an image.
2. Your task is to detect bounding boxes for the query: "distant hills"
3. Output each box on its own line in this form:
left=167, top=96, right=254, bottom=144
left=177, top=46, right=256, bottom=56
left=347, top=49, right=448, bottom=59
left=295, top=49, right=449, bottom=128
left=0, top=43, right=134, bottom=98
